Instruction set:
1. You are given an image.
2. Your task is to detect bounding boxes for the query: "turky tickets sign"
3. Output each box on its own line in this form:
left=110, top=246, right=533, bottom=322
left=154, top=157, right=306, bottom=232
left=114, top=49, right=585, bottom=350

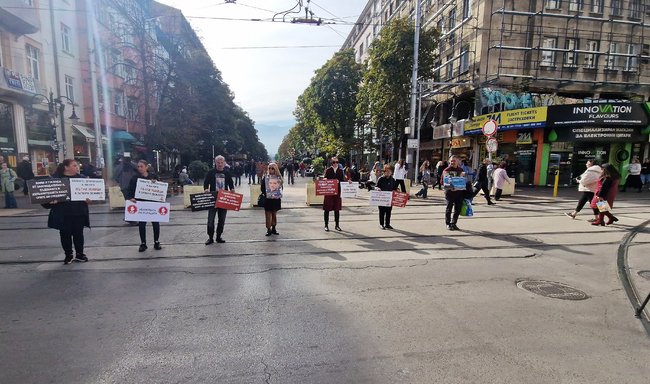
left=124, top=201, right=171, bottom=222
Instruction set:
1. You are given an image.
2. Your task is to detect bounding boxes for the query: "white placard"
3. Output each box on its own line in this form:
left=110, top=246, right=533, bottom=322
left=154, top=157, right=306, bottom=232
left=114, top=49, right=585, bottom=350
left=69, top=178, right=105, bottom=201
left=341, top=182, right=360, bottom=199
left=369, top=190, right=393, bottom=207
left=124, top=201, right=171, bottom=222
left=134, top=178, right=168, bottom=202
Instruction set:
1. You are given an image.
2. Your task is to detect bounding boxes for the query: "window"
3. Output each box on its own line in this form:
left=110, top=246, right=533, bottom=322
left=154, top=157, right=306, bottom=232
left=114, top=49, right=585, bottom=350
left=437, top=18, right=445, bottom=35
left=113, top=90, right=125, bottom=116
left=449, top=8, right=456, bottom=30
left=25, top=44, right=40, bottom=80
left=540, top=38, right=556, bottom=67
left=605, top=43, right=618, bottom=69
left=564, top=38, right=578, bottom=66
left=459, top=47, right=469, bottom=73
left=359, top=42, right=364, bottom=58
left=611, top=0, right=622, bottom=15
left=448, top=33, right=456, bottom=52
left=127, top=97, right=138, bottom=120
left=61, top=23, right=71, bottom=53
left=568, top=0, right=583, bottom=11
left=462, top=0, right=472, bottom=19
left=546, top=0, right=561, bottom=9
left=584, top=40, right=598, bottom=68
left=23, top=0, right=34, bottom=6
left=65, top=75, right=75, bottom=102
left=625, top=44, right=638, bottom=71
left=445, top=54, right=454, bottom=79
left=629, top=0, right=641, bottom=18
left=124, top=60, right=136, bottom=83
left=591, top=0, right=603, bottom=13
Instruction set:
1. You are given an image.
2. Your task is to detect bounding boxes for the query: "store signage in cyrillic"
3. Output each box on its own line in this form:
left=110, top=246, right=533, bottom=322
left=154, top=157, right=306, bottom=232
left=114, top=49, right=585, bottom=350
left=554, top=127, right=647, bottom=142
left=464, top=107, right=547, bottom=135
left=547, top=103, right=647, bottom=127
left=516, top=132, right=533, bottom=145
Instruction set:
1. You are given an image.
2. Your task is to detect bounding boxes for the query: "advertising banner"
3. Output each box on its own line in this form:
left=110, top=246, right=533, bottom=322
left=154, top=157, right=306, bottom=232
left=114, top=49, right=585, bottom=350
left=391, top=191, right=409, bottom=208
left=315, top=179, right=339, bottom=196
left=27, top=178, right=70, bottom=204
left=369, top=190, right=393, bottom=207
left=134, top=179, right=168, bottom=202
left=464, top=107, right=547, bottom=135
left=215, top=190, right=243, bottom=211
left=340, top=182, right=360, bottom=199
left=553, top=126, right=647, bottom=142
left=69, top=178, right=105, bottom=201
left=124, top=201, right=171, bottom=222
left=547, top=103, right=647, bottom=128
left=189, top=192, right=216, bottom=212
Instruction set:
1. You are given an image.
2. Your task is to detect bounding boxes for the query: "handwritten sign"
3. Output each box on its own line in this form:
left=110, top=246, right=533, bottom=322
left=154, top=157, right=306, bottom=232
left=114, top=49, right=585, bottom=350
left=369, top=190, right=393, bottom=207
left=391, top=191, right=409, bottom=208
left=215, top=190, right=243, bottom=211
left=27, top=178, right=70, bottom=204
left=124, top=201, right=171, bottom=222
left=134, top=179, right=168, bottom=202
left=69, top=178, right=105, bottom=201
left=190, top=192, right=216, bottom=212
left=315, top=179, right=339, bottom=196
left=341, top=182, right=359, bottom=199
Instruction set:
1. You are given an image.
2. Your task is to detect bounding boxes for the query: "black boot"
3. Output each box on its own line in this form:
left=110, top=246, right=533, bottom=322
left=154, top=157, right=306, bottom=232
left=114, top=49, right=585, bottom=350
left=271, top=226, right=279, bottom=235
left=265, top=228, right=272, bottom=236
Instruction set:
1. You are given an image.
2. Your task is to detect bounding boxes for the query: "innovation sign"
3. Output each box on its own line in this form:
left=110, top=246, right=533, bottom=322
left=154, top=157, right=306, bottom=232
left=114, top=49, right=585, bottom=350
left=547, top=103, right=647, bottom=127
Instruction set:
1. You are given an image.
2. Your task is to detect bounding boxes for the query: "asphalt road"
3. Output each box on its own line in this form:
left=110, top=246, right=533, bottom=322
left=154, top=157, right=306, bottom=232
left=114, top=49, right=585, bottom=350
left=1, top=180, right=650, bottom=383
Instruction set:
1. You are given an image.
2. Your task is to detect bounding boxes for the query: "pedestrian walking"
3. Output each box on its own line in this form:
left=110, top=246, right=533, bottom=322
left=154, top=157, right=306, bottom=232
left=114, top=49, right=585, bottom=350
left=261, top=162, right=282, bottom=236
left=471, top=158, right=495, bottom=205
left=0, top=162, right=18, bottom=209
left=435, top=160, right=445, bottom=190
left=233, top=161, right=243, bottom=187
left=248, top=159, right=256, bottom=184
left=285, top=161, right=295, bottom=185
left=114, top=156, right=137, bottom=200
left=590, top=163, right=620, bottom=226
left=394, top=158, right=407, bottom=193
left=323, top=156, right=347, bottom=231
left=376, top=164, right=398, bottom=229
left=641, top=158, right=650, bottom=188
left=16, top=156, right=35, bottom=196
left=204, top=155, right=235, bottom=244
left=565, top=160, right=601, bottom=219
left=42, top=159, right=90, bottom=264
left=621, top=157, right=642, bottom=192
left=127, top=160, right=163, bottom=252
left=442, top=156, right=466, bottom=231
left=414, top=160, right=431, bottom=198
left=492, top=162, right=511, bottom=201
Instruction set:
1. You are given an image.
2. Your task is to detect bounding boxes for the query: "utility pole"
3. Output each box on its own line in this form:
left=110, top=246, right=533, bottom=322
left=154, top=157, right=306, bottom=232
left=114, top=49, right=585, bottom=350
left=85, top=0, right=105, bottom=171
left=407, top=0, right=422, bottom=180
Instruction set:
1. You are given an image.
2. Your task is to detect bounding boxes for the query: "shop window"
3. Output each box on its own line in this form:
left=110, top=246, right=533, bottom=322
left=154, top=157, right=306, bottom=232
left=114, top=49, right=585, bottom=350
left=0, top=102, right=16, bottom=147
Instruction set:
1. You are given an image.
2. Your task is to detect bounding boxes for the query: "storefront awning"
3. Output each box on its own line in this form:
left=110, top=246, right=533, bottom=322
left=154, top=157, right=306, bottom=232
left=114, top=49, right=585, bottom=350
left=112, top=130, right=137, bottom=142
left=72, top=124, right=108, bottom=143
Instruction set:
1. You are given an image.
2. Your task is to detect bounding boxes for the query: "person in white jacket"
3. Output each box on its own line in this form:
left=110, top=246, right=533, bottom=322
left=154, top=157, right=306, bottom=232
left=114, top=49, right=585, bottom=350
left=492, top=161, right=510, bottom=201
left=565, top=160, right=602, bottom=219
left=622, top=157, right=643, bottom=192
left=393, top=158, right=407, bottom=193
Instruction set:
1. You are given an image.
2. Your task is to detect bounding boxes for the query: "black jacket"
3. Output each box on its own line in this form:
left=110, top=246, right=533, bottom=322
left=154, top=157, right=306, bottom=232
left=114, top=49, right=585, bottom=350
left=42, top=174, right=90, bottom=230
left=204, top=167, right=235, bottom=192
left=477, top=164, right=488, bottom=184
left=377, top=175, right=398, bottom=191
left=126, top=172, right=159, bottom=201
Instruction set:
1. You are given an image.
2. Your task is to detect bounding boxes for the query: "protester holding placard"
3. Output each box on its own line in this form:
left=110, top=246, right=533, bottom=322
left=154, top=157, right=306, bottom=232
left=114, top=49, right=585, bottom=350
left=127, top=160, right=162, bottom=252
left=376, top=164, right=398, bottom=230
left=323, top=156, right=348, bottom=232
left=203, top=155, right=235, bottom=244
left=260, top=162, right=283, bottom=236
left=442, top=155, right=466, bottom=231
left=42, top=159, right=90, bottom=265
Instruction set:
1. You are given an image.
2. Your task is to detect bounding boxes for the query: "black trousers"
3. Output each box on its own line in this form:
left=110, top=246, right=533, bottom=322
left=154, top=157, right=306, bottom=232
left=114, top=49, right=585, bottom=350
left=378, top=206, right=392, bottom=226
left=59, top=217, right=85, bottom=255
left=575, top=191, right=594, bottom=212
left=138, top=221, right=160, bottom=244
left=472, top=182, right=492, bottom=202
left=287, top=172, right=294, bottom=185
left=395, top=179, right=407, bottom=193
left=445, top=191, right=464, bottom=225
left=324, top=211, right=340, bottom=226
left=207, top=207, right=227, bottom=239
left=495, top=188, right=503, bottom=200
left=234, top=175, right=241, bottom=186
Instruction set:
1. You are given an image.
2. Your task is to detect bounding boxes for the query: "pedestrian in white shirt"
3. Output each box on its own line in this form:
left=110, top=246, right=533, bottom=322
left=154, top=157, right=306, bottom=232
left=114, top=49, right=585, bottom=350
left=394, top=158, right=407, bottom=193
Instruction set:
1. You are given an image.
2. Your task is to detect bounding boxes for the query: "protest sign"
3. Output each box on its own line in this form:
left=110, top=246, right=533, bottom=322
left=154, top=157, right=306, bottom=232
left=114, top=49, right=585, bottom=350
left=340, top=182, right=359, bottom=199
left=369, top=190, right=393, bottom=207
left=134, top=179, right=168, bottom=202
left=265, top=176, right=283, bottom=199
left=27, top=178, right=70, bottom=204
left=391, top=191, right=409, bottom=208
left=444, top=176, right=467, bottom=189
left=124, top=201, right=171, bottom=222
left=315, top=179, right=339, bottom=196
left=69, top=178, right=105, bottom=201
left=215, top=190, right=243, bottom=211
left=190, top=192, right=216, bottom=212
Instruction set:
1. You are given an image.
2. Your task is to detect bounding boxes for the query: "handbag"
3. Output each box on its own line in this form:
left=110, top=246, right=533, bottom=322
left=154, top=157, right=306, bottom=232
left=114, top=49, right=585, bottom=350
left=257, top=193, right=266, bottom=207
left=460, top=199, right=474, bottom=217
left=596, top=200, right=611, bottom=212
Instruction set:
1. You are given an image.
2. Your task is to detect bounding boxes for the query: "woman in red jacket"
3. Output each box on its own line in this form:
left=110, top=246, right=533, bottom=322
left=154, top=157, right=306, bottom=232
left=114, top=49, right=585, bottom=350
left=322, top=156, right=347, bottom=231
left=590, top=163, right=620, bottom=226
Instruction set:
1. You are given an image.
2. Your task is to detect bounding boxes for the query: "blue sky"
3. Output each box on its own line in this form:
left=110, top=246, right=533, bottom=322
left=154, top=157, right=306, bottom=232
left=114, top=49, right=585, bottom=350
left=156, top=0, right=361, bottom=157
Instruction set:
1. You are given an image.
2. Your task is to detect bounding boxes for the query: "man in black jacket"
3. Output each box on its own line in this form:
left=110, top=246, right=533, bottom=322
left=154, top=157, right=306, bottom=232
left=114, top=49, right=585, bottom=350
left=204, top=155, right=235, bottom=244
left=472, top=158, right=495, bottom=205
left=16, top=156, right=35, bottom=195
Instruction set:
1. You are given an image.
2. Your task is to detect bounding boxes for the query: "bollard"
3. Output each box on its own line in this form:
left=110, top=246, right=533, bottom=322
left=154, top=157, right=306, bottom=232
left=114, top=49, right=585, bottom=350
left=553, top=170, right=559, bottom=198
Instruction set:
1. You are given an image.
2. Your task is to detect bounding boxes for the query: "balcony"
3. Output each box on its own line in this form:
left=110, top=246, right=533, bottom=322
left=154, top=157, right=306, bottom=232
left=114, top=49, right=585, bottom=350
left=0, top=1, right=40, bottom=35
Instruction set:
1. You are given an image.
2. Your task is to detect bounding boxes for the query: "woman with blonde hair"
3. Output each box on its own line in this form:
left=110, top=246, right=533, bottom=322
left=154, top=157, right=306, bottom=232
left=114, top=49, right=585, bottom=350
left=261, top=162, right=283, bottom=236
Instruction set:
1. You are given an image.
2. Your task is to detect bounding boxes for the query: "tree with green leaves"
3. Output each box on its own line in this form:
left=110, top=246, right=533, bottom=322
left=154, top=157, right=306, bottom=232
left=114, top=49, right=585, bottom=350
left=357, top=17, right=438, bottom=160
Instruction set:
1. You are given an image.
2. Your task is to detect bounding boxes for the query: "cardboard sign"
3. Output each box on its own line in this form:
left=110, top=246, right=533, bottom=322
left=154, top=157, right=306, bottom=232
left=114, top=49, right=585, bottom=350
left=124, top=201, right=171, bottom=222
left=444, top=176, right=467, bottom=189
left=265, top=176, right=283, bottom=199
left=391, top=191, right=409, bottom=208
left=69, top=178, right=105, bottom=201
left=315, top=179, right=339, bottom=196
left=340, top=182, right=360, bottom=199
left=189, top=192, right=216, bottom=212
left=369, top=190, right=393, bottom=207
left=134, top=178, right=168, bottom=202
left=27, top=178, right=70, bottom=204
left=215, top=189, right=243, bottom=211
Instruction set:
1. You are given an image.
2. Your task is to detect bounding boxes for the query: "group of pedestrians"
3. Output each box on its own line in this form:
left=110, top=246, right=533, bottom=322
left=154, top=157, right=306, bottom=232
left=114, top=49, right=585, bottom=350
left=565, top=160, right=622, bottom=226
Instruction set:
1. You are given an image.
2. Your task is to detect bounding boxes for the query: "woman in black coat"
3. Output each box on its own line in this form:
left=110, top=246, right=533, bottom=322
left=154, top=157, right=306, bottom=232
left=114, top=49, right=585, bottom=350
left=43, top=159, right=90, bottom=265
left=260, top=162, right=282, bottom=236
left=375, top=164, right=399, bottom=229
left=126, top=160, right=163, bottom=252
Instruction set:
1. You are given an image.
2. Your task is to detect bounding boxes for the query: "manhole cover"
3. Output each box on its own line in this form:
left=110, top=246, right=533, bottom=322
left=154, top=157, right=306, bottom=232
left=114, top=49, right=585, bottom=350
left=516, top=280, right=589, bottom=300
left=638, top=271, right=650, bottom=281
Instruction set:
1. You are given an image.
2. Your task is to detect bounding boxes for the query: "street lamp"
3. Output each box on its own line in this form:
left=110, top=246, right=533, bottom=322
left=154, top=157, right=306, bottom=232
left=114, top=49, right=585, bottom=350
left=448, top=100, right=473, bottom=157
left=30, top=91, right=79, bottom=163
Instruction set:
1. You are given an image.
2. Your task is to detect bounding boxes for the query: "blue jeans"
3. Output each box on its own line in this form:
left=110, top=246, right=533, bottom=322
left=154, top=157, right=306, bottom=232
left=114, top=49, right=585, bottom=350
left=4, top=191, right=17, bottom=208
left=641, top=174, right=650, bottom=185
